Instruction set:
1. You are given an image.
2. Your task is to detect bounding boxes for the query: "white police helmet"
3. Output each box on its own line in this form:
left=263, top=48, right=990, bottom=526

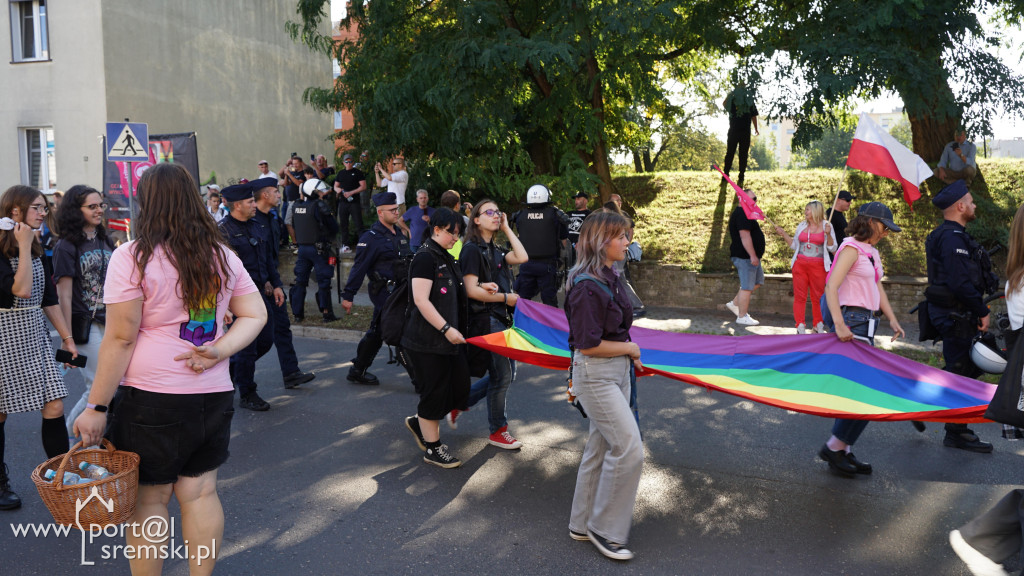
left=301, top=178, right=329, bottom=197
left=526, top=184, right=551, bottom=205
left=971, top=334, right=1007, bottom=374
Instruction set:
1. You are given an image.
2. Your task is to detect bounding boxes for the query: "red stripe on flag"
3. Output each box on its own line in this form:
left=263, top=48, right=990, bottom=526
left=847, top=139, right=922, bottom=206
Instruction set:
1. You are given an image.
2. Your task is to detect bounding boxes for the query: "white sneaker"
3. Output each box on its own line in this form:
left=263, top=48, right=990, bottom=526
left=736, top=314, right=759, bottom=326
left=796, top=323, right=807, bottom=334
left=340, top=245, right=352, bottom=253
left=814, top=322, right=827, bottom=334
left=725, top=301, right=740, bottom=317
left=949, top=530, right=1009, bottom=576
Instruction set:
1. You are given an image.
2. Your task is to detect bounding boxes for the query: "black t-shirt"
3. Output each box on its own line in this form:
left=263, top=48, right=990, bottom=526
left=284, top=169, right=305, bottom=201
left=52, top=236, right=113, bottom=323
left=567, top=209, right=591, bottom=244
left=335, top=168, right=366, bottom=196
left=826, top=208, right=849, bottom=246
left=728, top=206, right=765, bottom=259
left=460, top=239, right=513, bottom=319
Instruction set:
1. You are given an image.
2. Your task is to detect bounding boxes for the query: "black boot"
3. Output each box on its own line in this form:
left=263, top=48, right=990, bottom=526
left=0, top=463, right=22, bottom=510
left=347, top=367, right=379, bottom=385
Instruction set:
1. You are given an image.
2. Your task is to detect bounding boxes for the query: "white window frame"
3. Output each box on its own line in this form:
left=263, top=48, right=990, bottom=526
left=19, top=126, right=57, bottom=191
left=10, top=0, right=49, bottom=62
left=334, top=111, right=343, bottom=130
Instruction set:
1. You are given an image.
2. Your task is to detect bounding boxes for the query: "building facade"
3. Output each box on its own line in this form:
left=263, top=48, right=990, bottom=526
left=2, top=0, right=332, bottom=192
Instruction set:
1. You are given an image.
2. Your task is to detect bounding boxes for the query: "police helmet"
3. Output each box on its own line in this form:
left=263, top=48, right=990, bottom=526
left=526, top=184, right=551, bottom=205
left=971, top=332, right=1007, bottom=374
left=301, top=178, right=329, bottom=197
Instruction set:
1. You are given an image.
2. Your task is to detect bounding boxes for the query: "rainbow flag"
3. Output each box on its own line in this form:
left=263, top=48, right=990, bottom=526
left=467, top=299, right=996, bottom=423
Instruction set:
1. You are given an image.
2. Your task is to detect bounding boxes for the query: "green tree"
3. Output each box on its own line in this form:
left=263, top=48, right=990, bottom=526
left=792, top=117, right=856, bottom=169
left=748, top=133, right=777, bottom=171
left=289, top=0, right=741, bottom=203
left=655, top=120, right=727, bottom=172
left=748, top=0, right=1024, bottom=163
left=889, top=116, right=913, bottom=149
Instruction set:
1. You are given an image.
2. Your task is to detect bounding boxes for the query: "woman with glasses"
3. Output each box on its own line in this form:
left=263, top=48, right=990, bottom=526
left=0, top=185, right=77, bottom=511
left=817, top=202, right=904, bottom=478
left=402, top=208, right=471, bottom=468
left=53, top=185, right=114, bottom=439
left=446, top=200, right=528, bottom=449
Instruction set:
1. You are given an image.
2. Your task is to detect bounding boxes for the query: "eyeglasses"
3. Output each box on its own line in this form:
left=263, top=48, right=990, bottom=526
left=483, top=209, right=502, bottom=217
left=84, top=203, right=108, bottom=211
left=29, top=203, right=48, bottom=214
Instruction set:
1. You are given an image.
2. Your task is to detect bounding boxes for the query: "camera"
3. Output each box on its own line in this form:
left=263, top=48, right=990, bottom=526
left=952, top=142, right=960, bottom=151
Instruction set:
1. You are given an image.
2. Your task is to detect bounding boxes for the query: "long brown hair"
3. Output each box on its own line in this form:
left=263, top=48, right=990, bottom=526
left=1007, top=203, right=1024, bottom=295
left=464, top=198, right=498, bottom=244
left=566, top=211, right=629, bottom=289
left=132, top=163, right=233, bottom=312
left=0, top=185, right=44, bottom=258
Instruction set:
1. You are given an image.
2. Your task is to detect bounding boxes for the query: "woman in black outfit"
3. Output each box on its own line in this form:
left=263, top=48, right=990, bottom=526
left=402, top=208, right=470, bottom=468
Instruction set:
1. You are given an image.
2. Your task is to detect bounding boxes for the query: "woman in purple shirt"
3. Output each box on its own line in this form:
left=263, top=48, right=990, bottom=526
left=564, top=211, right=643, bottom=561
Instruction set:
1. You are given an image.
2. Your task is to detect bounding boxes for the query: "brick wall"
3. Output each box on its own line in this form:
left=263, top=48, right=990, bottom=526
left=629, top=262, right=929, bottom=321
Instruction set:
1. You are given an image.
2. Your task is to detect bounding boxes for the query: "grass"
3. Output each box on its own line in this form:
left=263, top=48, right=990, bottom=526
left=618, top=158, right=1024, bottom=276
left=290, top=299, right=374, bottom=332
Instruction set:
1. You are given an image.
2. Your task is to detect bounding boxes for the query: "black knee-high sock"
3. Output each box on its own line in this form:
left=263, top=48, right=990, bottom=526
left=0, top=420, right=6, bottom=465
left=41, top=416, right=69, bottom=458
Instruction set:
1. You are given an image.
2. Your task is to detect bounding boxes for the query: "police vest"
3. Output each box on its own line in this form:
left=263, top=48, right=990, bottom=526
left=516, top=206, right=559, bottom=260
left=292, top=201, right=319, bottom=245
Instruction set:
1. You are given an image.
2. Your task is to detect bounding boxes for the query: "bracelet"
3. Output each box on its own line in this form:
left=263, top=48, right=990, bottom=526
left=440, top=322, right=451, bottom=335
left=62, top=335, right=73, bottom=342
left=502, top=293, right=507, bottom=305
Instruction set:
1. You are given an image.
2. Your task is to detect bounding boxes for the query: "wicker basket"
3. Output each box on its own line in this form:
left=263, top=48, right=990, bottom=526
left=31, top=439, right=140, bottom=529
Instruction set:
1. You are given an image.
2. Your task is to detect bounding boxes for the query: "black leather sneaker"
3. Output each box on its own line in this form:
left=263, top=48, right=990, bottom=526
left=944, top=431, right=993, bottom=453
left=347, top=368, right=379, bottom=386
left=283, top=371, right=315, bottom=389
left=818, top=444, right=857, bottom=477
left=239, top=392, right=270, bottom=411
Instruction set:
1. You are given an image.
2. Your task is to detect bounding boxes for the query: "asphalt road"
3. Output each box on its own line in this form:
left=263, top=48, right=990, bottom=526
left=1, top=336, right=1017, bottom=575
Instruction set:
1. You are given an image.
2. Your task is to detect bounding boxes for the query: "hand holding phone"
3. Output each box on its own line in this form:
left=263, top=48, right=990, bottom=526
left=56, top=349, right=87, bottom=368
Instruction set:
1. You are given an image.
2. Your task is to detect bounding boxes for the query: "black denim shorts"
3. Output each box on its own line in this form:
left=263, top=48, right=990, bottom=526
left=106, top=387, right=235, bottom=485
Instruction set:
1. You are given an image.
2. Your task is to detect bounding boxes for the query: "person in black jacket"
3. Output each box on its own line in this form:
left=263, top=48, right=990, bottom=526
left=401, top=208, right=470, bottom=469
left=0, top=185, right=77, bottom=511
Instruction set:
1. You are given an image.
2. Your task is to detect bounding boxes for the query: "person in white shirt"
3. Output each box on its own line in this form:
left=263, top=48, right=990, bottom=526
left=205, top=185, right=226, bottom=222
left=254, top=160, right=281, bottom=185
left=376, top=157, right=410, bottom=234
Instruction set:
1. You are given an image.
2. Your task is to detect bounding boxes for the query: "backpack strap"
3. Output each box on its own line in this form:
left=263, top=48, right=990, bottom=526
left=573, top=273, right=615, bottom=299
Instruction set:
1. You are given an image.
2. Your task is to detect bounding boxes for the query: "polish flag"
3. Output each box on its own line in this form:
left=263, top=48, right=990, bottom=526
left=711, top=163, right=764, bottom=220
left=847, top=113, right=932, bottom=206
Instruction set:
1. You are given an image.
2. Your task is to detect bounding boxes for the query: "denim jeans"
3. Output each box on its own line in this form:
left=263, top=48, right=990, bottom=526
left=466, top=317, right=516, bottom=433
left=831, top=307, right=875, bottom=445
left=569, top=354, right=644, bottom=545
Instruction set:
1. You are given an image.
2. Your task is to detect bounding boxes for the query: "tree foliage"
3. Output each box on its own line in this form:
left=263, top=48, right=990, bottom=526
left=289, top=0, right=742, bottom=203
left=748, top=133, right=778, bottom=171
left=654, top=120, right=727, bottom=172
left=745, top=0, right=1024, bottom=163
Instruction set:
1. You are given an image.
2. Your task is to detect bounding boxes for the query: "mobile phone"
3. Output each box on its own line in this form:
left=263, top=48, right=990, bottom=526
left=55, top=349, right=87, bottom=368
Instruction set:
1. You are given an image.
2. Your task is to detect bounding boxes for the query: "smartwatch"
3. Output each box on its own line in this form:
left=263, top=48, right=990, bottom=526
left=86, top=403, right=108, bottom=413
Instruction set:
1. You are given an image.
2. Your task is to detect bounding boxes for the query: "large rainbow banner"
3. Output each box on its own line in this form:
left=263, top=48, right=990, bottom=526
left=467, top=299, right=996, bottom=423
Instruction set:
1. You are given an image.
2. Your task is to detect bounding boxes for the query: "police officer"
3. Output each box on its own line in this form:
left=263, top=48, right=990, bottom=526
left=925, top=180, right=999, bottom=453
left=218, top=183, right=310, bottom=411
left=511, top=184, right=568, bottom=306
left=287, top=178, right=340, bottom=321
left=251, top=178, right=316, bottom=390
left=341, top=192, right=413, bottom=385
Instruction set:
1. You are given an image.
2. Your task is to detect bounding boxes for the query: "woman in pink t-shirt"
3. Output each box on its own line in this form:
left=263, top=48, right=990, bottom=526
left=774, top=200, right=836, bottom=334
left=75, top=163, right=266, bottom=576
left=816, top=202, right=904, bottom=479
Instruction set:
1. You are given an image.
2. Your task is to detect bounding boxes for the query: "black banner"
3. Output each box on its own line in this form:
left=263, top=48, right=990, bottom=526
left=101, top=132, right=200, bottom=220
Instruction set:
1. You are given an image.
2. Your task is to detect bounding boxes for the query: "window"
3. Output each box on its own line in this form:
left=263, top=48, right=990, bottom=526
left=334, top=111, right=343, bottom=130
left=10, top=0, right=49, bottom=62
left=20, top=127, right=56, bottom=190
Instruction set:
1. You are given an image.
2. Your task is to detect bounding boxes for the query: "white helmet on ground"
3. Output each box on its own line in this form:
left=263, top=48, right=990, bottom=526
left=301, top=178, right=329, bottom=197
left=526, top=184, right=551, bottom=205
left=971, top=334, right=1007, bottom=374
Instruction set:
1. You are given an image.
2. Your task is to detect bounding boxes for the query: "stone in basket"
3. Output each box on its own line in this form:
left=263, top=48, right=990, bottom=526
left=31, top=439, right=140, bottom=529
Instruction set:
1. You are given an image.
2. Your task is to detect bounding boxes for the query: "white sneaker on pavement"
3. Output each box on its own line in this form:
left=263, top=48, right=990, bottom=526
left=736, top=314, right=759, bottom=326
left=725, top=301, right=740, bottom=317
left=796, top=323, right=807, bottom=334
left=814, top=322, right=827, bottom=334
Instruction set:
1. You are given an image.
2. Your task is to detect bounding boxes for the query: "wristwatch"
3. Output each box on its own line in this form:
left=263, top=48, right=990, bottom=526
left=86, top=403, right=108, bottom=413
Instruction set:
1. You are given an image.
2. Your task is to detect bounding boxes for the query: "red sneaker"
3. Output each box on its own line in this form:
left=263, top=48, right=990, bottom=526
left=488, top=426, right=523, bottom=450
left=445, top=409, right=463, bottom=430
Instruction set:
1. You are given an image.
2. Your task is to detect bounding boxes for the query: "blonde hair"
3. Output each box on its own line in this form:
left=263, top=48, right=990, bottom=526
left=805, top=201, right=824, bottom=226
left=566, top=212, right=629, bottom=289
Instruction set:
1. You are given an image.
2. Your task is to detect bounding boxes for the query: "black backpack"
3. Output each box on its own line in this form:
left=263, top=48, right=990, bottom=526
left=379, top=272, right=411, bottom=347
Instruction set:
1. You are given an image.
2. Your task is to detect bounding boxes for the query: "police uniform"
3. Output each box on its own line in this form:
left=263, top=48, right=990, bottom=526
left=250, top=182, right=315, bottom=391
left=925, top=180, right=998, bottom=451
left=287, top=179, right=340, bottom=320
left=512, top=191, right=568, bottom=306
left=341, top=192, right=414, bottom=384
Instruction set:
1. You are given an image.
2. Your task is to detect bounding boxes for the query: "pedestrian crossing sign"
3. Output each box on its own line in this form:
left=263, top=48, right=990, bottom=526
left=106, top=122, right=149, bottom=162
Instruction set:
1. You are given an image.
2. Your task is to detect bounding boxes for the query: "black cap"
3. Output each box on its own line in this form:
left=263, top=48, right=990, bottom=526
left=373, top=192, right=397, bottom=207
left=342, top=153, right=354, bottom=162
left=220, top=183, right=254, bottom=202
left=251, top=177, right=278, bottom=190
left=573, top=191, right=589, bottom=199
left=858, top=202, right=901, bottom=232
left=932, top=180, right=969, bottom=210
left=838, top=190, right=855, bottom=201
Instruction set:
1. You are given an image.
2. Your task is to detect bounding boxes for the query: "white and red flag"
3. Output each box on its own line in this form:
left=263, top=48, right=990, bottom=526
left=712, top=163, right=764, bottom=220
left=846, top=113, right=932, bottom=207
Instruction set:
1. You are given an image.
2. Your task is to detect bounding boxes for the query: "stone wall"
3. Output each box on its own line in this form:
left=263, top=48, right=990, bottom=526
left=629, top=262, right=929, bottom=321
